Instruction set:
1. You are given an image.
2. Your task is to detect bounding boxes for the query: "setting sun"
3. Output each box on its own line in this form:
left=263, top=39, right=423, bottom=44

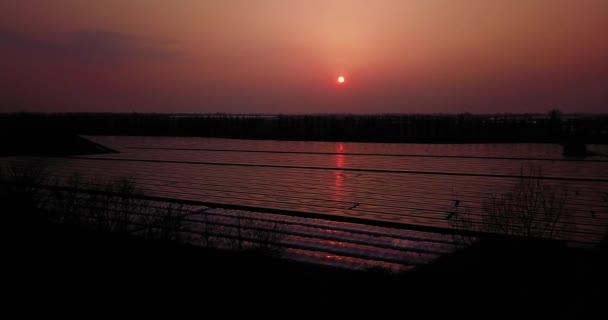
left=337, top=76, right=345, bottom=84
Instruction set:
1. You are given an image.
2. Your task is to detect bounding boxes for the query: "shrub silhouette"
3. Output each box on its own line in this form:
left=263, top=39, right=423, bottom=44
left=1, top=162, right=285, bottom=257
left=447, top=165, right=573, bottom=244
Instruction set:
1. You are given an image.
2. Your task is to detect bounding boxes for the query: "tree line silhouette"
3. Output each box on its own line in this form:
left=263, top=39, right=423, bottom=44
left=2, top=111, right=607, bottom=144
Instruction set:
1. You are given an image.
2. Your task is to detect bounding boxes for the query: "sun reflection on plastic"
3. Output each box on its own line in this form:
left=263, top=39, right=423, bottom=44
left=338, top=143, right=345, bottom=153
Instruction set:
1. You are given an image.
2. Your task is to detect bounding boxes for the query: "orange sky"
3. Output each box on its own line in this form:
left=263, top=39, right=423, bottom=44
left=1, top=0, right=607, bottom=113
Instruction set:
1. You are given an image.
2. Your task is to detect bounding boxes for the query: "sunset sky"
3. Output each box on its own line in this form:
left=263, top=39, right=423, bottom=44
left=1, top=0, right=607, bottom=114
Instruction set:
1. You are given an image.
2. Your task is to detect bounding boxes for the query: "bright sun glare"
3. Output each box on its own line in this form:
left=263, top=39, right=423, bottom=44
left=337, top=76, right=345, bottom=83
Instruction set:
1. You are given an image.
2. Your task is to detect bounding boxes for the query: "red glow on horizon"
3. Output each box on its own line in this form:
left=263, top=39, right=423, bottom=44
left=338, top=143, right=345, bottom=153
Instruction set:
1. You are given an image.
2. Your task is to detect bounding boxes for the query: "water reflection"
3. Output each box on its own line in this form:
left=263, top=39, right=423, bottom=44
left=335, top=144, right=346, bottom=203
left=336, top=154, right=345, bottom=168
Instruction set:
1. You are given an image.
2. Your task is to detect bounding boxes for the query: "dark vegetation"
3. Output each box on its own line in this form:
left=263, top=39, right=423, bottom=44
left=447, top=165, right=573, bottom=245
left=2, top=160, right=607, bottom=317
left=0, top=161, right=286, bottom=255
left=2, top=110, right=607, bottom=144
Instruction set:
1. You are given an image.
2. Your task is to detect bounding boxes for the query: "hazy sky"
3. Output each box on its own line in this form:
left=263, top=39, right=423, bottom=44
left=1, top=0, right=607, bottom=113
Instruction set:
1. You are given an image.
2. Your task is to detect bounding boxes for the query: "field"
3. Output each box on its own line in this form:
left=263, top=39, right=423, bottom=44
left=2, top=113, right=607, bottom=316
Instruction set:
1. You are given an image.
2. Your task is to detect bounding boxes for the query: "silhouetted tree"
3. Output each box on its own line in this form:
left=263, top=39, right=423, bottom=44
left=447, top=165, right=574, bottom=243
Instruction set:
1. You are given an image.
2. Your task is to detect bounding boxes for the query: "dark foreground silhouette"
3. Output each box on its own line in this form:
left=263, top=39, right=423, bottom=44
left=4, top=211, right=607, bottom=318
left=0, top=130, right=115, bottom=157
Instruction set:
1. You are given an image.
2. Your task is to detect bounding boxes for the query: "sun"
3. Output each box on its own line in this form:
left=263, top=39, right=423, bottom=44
left=337, top=76, right=345, bottom=84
